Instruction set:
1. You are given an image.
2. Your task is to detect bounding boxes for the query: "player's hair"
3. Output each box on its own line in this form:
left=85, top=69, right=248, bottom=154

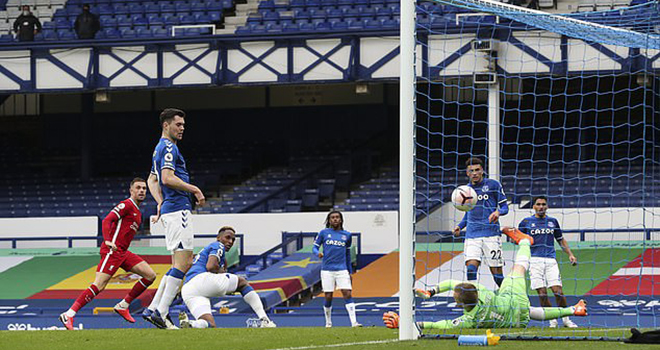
left=325, top=210, right=344, bottom=230
left=130, top=177, right=146, bottom=188
left=465, top=157, right=484, bottom=169
left=159, top=108, right=186, bottom=125
left=532, top=195, right=548, bottom=205
left=217, top=226, right=236, bottom=237
left=454, top=283, right=479, bottom=311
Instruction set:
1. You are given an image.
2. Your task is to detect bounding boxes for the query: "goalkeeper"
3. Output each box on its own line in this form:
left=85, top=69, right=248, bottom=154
left=383, top=228, right=587, bottom=330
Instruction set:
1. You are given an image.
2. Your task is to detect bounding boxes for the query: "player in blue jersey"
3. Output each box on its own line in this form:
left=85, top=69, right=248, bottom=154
left=453, top=158, right=509, bottom=287
left=178, top=226, right=276, bottom=329
left=518, top=196, right=578, bottom=328
left=143, top=108, right=206, bottom=329
left=313, top=210, right=361, bottom=328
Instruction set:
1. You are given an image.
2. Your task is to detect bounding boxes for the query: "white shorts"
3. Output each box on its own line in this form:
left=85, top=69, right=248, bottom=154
left=182, top=272, right=239, bottom=320
left=529, top=257, right=562, bottom=290
left=321, top=270, right=352, bottom=293
left=464, top=236, right=504, bottom=267
left=160, top=210, right=194, bottom=251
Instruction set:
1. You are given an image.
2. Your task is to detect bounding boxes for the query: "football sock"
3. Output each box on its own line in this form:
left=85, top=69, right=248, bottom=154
left=68, top=284, right=100, bottom=317
left=191, top=319, right=209, bottom=329
left=324, top=299, right=332, bottom=308
left=123, top=277, right=153, bottom=305
left=324, top=306, right=332, bottom=325
left=345, top=298, right=358, bottom=325
left=466, top=265, right=478, bottom=281
left=562, top=316, right=573, bottom=323
left=512, top=240, right=531, bottom=275
left=156, top=268, right=185, bottom=317
left=242, top=289, right=267, bottom=319
left=492, top=274, right=504, bottom=287
left=148, top=273, right=168, bottom=311
left=529, top=306, right=575, bottom=320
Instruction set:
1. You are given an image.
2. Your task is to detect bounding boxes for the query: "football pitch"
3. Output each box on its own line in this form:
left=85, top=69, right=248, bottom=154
left=2, top=327, right=654, bottom=350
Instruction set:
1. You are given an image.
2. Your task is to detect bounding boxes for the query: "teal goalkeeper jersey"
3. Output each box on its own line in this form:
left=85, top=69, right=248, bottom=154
left=423, top=280, right=530, bottom=329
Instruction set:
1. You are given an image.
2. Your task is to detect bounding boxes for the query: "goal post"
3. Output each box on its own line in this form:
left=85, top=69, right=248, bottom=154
left=398, top=0, right=417, bottom=341
left=399, top=0, right=660, bottom=341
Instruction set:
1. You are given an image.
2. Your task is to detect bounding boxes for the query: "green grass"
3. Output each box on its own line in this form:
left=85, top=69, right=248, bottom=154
left=2, top=327, right=656, bottom=350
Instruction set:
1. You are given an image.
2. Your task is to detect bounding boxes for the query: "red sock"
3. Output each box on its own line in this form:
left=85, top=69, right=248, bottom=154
left=71, top=284, right=100, bottom=313
left=124, top=278, right=153, bottom=304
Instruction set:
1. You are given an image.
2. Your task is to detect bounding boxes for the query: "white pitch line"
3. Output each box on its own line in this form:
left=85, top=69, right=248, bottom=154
left=264, top=339, right=401, bottom=350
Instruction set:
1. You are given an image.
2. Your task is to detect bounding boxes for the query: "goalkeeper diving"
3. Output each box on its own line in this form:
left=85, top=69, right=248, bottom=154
left=383, top=228, right=587, bottom=330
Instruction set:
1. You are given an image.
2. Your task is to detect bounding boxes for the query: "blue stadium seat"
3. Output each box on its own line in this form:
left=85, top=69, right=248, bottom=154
left=235, top=25, right=251, bottom=34
left=196, top=14, right=212, bottom=23
left=285, top=200, right=302, bottom=212
left=208, top=12, right=223, bottom=22
left=299, top=21, right=314, bottom=31
left=136, top=28, right=152, bottom=38
left=180, top=15, right=196, bottom=24
left=164, top=15, right=180, bottom=26
left=283, top=22, right=298, bottom=32
left=44, top=31, right=58, bottom=40
left=120, top=28, right=137, bottom=38
left=331, top=20, right=348, bottom=30
left=175, top=3, right=192, bottom=13
left=160, top=3, right=176, bottom=14
left=144, top=3, right=160, bottom=13
left=59, top=31, right=76, bottom=40
left=191, top=2, right=207, bottom=11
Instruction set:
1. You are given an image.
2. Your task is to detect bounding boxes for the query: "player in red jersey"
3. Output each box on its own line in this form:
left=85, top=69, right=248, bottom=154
left=59, top=178, right=157, bottom=330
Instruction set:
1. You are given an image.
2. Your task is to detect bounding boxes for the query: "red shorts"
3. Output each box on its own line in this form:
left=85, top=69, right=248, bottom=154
left=97, top=250, right=144, bottom=276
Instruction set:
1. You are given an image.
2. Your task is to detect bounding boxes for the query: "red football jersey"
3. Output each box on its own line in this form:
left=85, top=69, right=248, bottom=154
left=100, top=198, right=142, bottom=253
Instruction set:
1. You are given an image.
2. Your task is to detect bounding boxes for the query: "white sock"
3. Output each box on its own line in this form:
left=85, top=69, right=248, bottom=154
left=243, top=291, right=267, bottom=319
left=191, top=319, right=209, bottom=329
left=156, top=275, right=183, bottom=316
left=65, top=309, right=76, bottom=318
left=116, top=300, right=130, bottom=310
left=345, top=302, right=358, bottom=325
left=562, top=316, right=572, bottom=323
left=148, top=276, right=168, bottom=311
left=528, top=307, right=545, bottom=321
left=323, top=306, right=332, bottom=325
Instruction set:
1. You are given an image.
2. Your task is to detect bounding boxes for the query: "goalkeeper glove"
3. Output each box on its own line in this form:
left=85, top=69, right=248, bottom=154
left=382, top=311, right=399, bottom=329
left=415, top=288, right=436, bottom=299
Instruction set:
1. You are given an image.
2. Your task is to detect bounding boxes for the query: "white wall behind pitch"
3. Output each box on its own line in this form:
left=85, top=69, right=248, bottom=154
left=0, top=216, right=98, bottom=248
left=150, top=211, right=399, bottom=255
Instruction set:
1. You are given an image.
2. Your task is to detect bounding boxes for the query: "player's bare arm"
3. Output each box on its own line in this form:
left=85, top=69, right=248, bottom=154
left=206, top=254, right=221, bottom=274
left=560, top=239, right=577, bottom=265
left=147, top=173, right=163, bottom=222
left=453, top=226, right=461, bottom=236
left=488, top=210, right=500, bottom=223
left=161, top=168, right=205, bottom=206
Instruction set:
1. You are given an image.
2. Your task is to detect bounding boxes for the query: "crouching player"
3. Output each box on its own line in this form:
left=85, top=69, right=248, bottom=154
left=178, top=226, right=276, bottom=328
left=383, top=228, right=587, bottom=330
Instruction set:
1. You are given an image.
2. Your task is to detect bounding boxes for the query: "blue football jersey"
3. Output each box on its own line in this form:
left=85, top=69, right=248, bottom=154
left=313, top=228, right=352, bottom=272
left=151, top=137, right=192, bottom=214
left=518, top=215, right=563, bottom=259
left=185, top=241, right=226, bottom=283
left=457, top=178, right=509, bottom=238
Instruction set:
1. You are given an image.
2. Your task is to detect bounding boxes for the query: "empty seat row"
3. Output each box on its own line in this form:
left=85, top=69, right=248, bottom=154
left=236, top=18, right=400, bottom=33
